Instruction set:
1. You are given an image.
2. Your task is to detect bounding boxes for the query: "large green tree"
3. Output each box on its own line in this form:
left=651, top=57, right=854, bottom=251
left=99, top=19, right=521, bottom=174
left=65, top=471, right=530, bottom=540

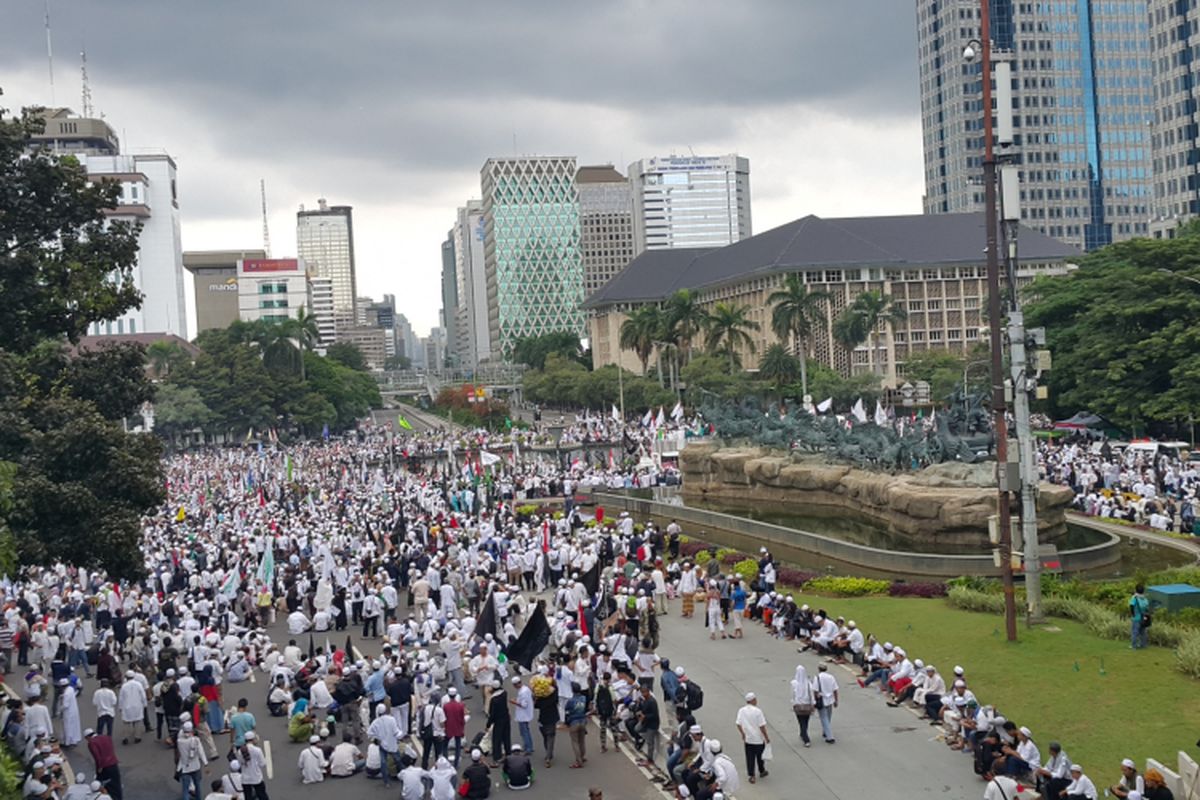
left=758, top=343, right=802, bottom=392
left=510, top=331, right=586, bottom=371
left=0, top=104, right=163, bottom=579
left=768, top=274, right=829, bottom=401
left=1025, top=229, right=1200, bottom=432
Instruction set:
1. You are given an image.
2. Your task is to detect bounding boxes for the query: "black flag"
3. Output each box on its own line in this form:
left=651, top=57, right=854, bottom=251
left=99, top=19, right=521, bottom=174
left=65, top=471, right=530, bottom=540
left=475, top=588, right=497, bottom=642
left=345, top=635, right=355, bottom=661
left=579, top=560, right=600, bottom=597
left=505, top=603, right=551, bottom=672
left=308, top=633, right=316, bottom=660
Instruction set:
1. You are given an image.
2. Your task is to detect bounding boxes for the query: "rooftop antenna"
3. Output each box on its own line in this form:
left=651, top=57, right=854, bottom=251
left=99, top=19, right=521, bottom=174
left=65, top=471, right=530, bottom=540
left=44, top=0, right=56, bottom=105
left=260, top=179, right=272, bottom=257
left=80, top=49, right=93, bottom=118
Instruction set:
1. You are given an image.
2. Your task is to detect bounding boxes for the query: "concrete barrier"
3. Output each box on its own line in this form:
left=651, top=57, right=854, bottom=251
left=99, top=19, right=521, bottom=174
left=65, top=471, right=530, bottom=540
left=592, top=491, right=1122, bottom=579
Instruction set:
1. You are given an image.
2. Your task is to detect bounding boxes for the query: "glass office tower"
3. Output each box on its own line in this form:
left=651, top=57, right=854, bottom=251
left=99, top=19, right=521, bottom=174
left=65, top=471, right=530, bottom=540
left=918, top=0, right=1153, bottom=250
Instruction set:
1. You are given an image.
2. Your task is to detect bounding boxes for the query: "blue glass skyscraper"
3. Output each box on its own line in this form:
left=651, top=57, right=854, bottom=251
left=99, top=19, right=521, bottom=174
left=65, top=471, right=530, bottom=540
left=917, top=0, right=1153, bottom=250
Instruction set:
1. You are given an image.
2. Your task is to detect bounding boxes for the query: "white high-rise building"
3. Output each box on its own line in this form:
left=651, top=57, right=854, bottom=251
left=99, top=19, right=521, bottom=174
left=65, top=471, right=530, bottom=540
left=296, top=199, right=357, bottom=316
left=628, top=154, right=751, bottom=255
left=30, top=109, right=188, bottom=338
left=236, top=258, right=309, bottom=324
left=452, top=200, right=491, bottom=367
left=306, top=276, right=336, bottom=346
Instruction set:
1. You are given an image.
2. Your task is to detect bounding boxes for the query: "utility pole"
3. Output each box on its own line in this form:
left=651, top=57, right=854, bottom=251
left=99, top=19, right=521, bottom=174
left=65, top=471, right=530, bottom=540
left=972, top=0, right=1018, bottom=642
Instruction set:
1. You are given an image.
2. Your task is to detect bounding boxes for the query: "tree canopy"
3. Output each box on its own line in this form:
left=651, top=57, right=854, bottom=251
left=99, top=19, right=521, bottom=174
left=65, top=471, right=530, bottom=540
left=511, top=331, right=587, bottom=371
left=1025, top=227, right=1200, bottom=431
left=0, top=103, right=164, bottom=579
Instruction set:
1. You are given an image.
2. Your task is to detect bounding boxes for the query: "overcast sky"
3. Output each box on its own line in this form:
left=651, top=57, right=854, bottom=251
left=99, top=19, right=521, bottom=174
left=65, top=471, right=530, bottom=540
left=1, top=1, right=924, bottom=337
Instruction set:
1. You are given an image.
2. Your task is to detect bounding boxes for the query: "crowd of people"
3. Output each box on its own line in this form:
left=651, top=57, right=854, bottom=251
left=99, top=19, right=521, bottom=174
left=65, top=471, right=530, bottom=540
left=0, top=416, right=1183, bottom=800
left=1040, top=438, right=1199, bottom=534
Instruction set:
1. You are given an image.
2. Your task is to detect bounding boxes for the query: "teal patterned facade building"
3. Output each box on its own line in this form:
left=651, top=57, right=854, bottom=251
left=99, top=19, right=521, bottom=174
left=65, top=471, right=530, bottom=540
left=480, top=156, right=585, bottom=358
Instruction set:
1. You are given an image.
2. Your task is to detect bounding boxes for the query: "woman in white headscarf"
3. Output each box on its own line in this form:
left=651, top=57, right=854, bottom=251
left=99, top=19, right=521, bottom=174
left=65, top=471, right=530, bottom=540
left=790, top=664, right=815, bottom=748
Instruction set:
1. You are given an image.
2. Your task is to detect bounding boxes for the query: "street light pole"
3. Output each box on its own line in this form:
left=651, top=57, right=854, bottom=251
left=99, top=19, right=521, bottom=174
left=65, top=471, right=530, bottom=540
left=974, top=1, right=1019, bottom=643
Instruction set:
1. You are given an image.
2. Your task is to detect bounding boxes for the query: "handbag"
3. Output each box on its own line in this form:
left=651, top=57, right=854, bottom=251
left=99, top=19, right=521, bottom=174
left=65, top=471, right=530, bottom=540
left=762, top=743, right=773, bottom=761
left=458, top=780, right=470, bottom=797
left=793, top=702, right=814, bottom=715
left=814, top=694, right=825, bottom=710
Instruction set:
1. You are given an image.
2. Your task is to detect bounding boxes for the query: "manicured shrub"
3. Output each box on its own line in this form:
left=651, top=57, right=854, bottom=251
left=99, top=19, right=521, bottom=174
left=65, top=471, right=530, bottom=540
left=803, top=576, right=891, bottom=597
left=888, top=581, right=948, bottom=598
left=1174, top=631, right=1200, bottom=679
left=695, top=550, right=712, bottom=566
left=774, top=567, right=818, bottom=589
left=947, top=585, right=1006, bottom=614
left=678, top=541, right=708, bottom=559
left=732, top=558, right=759, bottom=585
left=720, top=550, right=747, bottom=566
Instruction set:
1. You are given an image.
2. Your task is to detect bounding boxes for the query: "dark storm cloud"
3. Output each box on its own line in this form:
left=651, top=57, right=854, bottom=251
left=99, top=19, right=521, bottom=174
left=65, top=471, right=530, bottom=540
left=0, top=0, right=918, bottom=172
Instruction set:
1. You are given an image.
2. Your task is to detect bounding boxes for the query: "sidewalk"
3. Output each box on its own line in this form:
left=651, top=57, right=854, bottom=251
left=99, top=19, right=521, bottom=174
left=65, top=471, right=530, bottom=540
left=653, top=608, right=982, bottom=799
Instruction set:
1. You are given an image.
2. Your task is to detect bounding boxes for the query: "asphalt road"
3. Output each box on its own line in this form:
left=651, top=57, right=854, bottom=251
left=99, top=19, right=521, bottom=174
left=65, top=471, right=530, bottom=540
left=33, top=608, right=662, bottom=800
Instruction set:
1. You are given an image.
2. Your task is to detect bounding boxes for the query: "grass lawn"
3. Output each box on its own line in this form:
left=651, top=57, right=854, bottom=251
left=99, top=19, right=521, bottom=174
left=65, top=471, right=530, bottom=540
left=816, top=595, right=1199, bottom=774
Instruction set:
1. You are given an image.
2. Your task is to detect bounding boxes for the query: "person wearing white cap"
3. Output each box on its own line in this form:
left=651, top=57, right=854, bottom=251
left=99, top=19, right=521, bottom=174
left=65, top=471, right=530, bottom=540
left=62, top=772, right=91, bottom=800
left=995, top=725, right=1040, bottom=779
left=511, top=675, right=535, bottom=755
left=298, top=734, right=328, bottom=783
left=429, top=755, right=458, bottom=800
left=176, top=721, right=208, bottom=800
left=813, top=663, right=839, bottom=744
left=219, top=758, right=245, bottom=796
left=983, top=773, right=1022, bottom=800
left=734, top=692, right=770, bottom=783
left=1064, top=763, right=1099, bottom=799
left=117, top=671, right=148, bottom=745
left=1111, top=757, right=1145, bottom=798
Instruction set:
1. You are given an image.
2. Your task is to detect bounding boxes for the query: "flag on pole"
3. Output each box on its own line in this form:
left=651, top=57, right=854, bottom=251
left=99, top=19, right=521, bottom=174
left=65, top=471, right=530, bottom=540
left=219, top=562, right=240, bottom=601
left=256, top=547, right=275, bottom=587
left=174, top=506, right=186, bottom=522
left=851, top=398, right=868, bottom=423
left=655, top=406, right=665, bottom=428
left=480, top=451, right=501, bottom=468
left=398, top=416, right=414, bottom=431
left=671, top=401, right=683, bottom=422
left=817, top=397, right=833, bottom=413
left=611, top=404, right=621, bottom=423
left=641, top=409, right=653, bottom=428
left=874, top=400, right=888, bottom=426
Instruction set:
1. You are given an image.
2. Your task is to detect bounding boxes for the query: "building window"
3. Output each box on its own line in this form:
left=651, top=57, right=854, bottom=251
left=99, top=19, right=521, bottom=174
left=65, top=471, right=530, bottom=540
left=824, top=270, right=843, bottom=283
left=908, top=300, right=925, bottom=311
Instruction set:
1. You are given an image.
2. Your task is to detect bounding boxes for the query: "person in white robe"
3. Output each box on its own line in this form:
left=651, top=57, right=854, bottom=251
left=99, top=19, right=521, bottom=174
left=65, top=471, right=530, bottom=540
left=118, top=671, right=148, bottom=744
left=298, top=736, right=328, bottom=783
left=60, top=682, right=82, bottom=747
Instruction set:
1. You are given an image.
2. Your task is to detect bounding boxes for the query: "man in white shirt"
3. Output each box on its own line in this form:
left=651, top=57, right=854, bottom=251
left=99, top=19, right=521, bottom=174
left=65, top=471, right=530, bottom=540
left=734, top=693, right=770, bottom=784
left=298, top=734, right=327, bottom=783
left=511, top=676, right=534, bottom=755
left=814, top=664, right=839, bottom=744
left=1064, top=764, right=1098, bottom=799
left=329, top=733, right=364, bottom=777
left=287, top=610, right=311, bottom=635
left=92, top=681, right=117, bottom=737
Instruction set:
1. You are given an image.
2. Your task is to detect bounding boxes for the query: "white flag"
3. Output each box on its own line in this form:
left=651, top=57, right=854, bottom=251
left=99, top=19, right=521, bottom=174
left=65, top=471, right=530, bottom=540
left=851, top=398, right=868, bottom=423
left=874, top=401, right=888, bottom=427
left=671, top=401, right=683, bottom=422
left=655, top=407, right=666, bottom=428
left=817, top=397, right=833, bottom=413
left=642, top=409, right=653, bottom=427
left=480, top=451, right=501, bottom=467
left=930, top=407, right=937, bottom=424
left=218, top=562, right=239, bottom=601
left=612, top=404, right=621, bottom=423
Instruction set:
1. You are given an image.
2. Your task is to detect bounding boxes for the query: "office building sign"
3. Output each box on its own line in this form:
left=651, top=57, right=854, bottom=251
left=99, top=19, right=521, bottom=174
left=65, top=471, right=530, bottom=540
left=241, top=258, right=300, bottom=273
left=207, top=277, right=238, bottom=293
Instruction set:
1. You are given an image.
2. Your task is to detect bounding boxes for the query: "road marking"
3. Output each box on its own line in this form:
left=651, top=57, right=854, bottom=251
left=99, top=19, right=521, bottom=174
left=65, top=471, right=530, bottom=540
left=264, top=738, right=273, bottom=780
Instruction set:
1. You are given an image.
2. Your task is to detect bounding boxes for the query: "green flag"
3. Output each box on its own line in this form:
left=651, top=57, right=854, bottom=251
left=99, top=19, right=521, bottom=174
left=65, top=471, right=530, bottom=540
left=505, top=417, right=513, bottom=430
left=286, top=454, right=293, bottom=482
left=256, top=547, right=274, bottom=587
left=398, top=416, right=414, bottom=431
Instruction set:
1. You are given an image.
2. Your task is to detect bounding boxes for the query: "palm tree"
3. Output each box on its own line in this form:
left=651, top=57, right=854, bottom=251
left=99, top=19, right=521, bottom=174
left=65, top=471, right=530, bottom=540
left=758, top=343, right=802, bottom=392
left=618, top=306, right=662, bottom=376
left=146, top=340, right=188, bottom=379
left=664, top=289, right=709, bottom=366
left=705, top=302, right=760, bottom=373
left=835, top=290, right=908, bottom=376
left=767, top=274, right=829, bottom=402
